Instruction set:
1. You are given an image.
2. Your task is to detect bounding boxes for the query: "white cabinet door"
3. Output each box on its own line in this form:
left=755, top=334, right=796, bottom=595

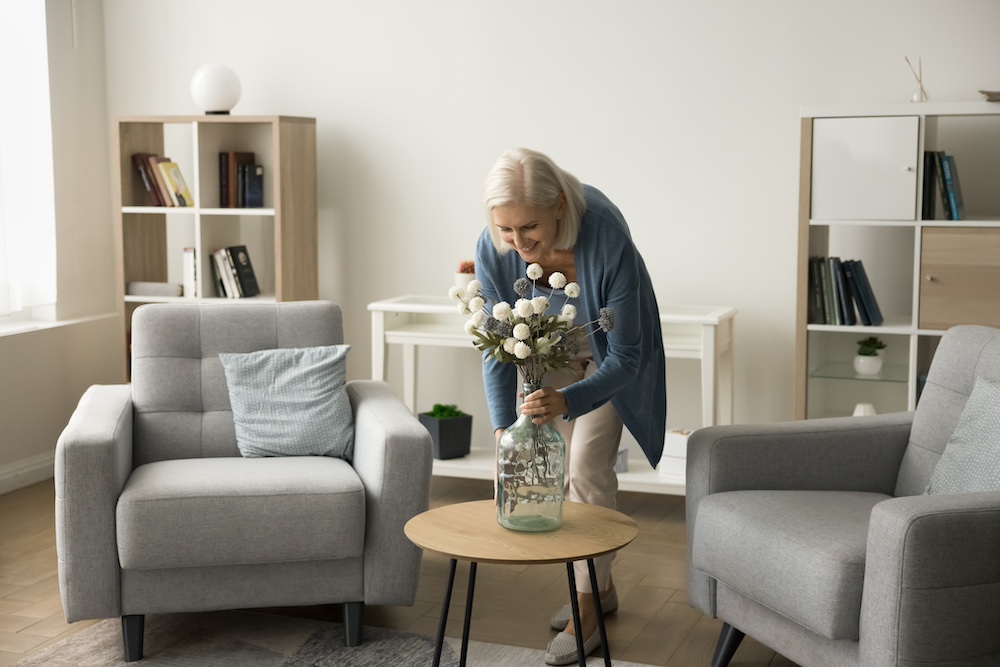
left=811, top=116, right=919, bottom=220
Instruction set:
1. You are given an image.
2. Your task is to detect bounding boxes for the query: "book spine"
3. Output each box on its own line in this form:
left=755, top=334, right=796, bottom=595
left=831, top=257, right=855, bottom=326
left=921, top=151, right=936, bottom=220
left=941, top=155, right=964, bottom=221
left=842, top=260, right=871, bottom=326
left=149, top=156, right=176, bottom=206
left=219, top=152, right=229, bottom=208
left=854, top=260, right=884, bottom=327
left=132, top=154, right=163, bottom=206
left=818, top=257, right=833, bottom=325
left=227, top=245, right=260, bottom=297
left=223, top=248, right=244, bottom=297
left=182, top=247, right=197, bottom=298
left=807, top=257, right=824, bottom=324
left=934, top=151, right=952, bottom=220
left=825, top=258, right=842, bottom=325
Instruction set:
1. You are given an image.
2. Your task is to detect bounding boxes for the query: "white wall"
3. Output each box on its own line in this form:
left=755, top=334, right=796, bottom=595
left=96, top=0, right=1000, bottom=456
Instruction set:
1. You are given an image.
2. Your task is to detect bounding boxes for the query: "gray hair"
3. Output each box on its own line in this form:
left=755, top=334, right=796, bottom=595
left=483, top=148, right=586, bottom=254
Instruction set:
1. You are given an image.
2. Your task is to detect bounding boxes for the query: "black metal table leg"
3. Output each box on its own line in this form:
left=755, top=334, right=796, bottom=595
left=433, top=559, right=458, bottom=667
left=565, top=563, right=588, bottom=667
left=587, top=558, right=612, bottom=667
left=460, top=562, right=478, bottom=666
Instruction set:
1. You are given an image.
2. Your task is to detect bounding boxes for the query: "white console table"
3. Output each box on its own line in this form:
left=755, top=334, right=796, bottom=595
left=368, top=295, right=736, bottom=495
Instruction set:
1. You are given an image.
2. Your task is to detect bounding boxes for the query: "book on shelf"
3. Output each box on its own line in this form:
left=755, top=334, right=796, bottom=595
left=808, top=257, right=882, bottom=326
left=824, top=257, right=842, bottom=325
left=211, top=246, right=260, bottom=298
left=132, top=153, right=165, bottom=206
left=131, top=153, right=193, bottom=207
left=841, top=260, right=870, bottom=326
left=807, top=257, right=824, bottom=324
left=159, top=161, right=194, bottom=207
left=933, top=151, right=951, bottom=220
left=243, top=164, right=264, bottom=208
left=921, top=151, right=936, bottom=220
left=939, top=154, right=965, bottom=221
left=226, top=245, right=260, bottom=297
left=850, top=259, right=884, bottom=326
left=830, top=257, right=856, bottom=326
left=182, top=247, right=197, bottom=298
left=220, top=151, right=255, bottom=208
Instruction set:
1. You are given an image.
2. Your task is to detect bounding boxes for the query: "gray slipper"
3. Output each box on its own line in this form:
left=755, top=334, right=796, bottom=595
left=548, top=588, right=618, bottom=631
left=545, top=629, right=602, bottom=666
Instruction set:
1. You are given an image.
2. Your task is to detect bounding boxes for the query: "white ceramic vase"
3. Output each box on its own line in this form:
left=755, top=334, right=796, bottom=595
left=853, top=354, right=883, bottom=376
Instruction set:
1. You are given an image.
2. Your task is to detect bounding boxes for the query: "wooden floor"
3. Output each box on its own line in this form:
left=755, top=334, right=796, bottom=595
left=0, top=476, right=798, bottom=666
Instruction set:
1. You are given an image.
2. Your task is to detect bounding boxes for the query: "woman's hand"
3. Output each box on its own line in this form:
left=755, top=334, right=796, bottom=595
left=521, top=386, right=568, bottom=425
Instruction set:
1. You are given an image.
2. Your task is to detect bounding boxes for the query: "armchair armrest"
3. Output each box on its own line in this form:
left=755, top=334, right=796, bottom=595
left=54, top=384, right=134, bottom=622
left=685, top=412, right=913, bottom=616
left=860, top=491, right=1000, bottom=667
left=347, top=380, right=433, bottom=606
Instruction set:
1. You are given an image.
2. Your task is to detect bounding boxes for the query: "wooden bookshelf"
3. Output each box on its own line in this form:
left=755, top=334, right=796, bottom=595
left=111, top=115, right=318, bottom=377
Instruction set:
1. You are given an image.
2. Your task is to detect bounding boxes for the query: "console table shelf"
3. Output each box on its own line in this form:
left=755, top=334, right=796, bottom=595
left=369, top=295, right=736, bottom=496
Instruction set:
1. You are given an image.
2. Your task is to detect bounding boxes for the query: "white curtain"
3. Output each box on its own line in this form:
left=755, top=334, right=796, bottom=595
left=0, top=1, right=56, bottom=317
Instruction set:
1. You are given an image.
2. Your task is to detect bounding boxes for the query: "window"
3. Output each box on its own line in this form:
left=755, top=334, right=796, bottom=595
left=0, top=1, right=56, bottom=320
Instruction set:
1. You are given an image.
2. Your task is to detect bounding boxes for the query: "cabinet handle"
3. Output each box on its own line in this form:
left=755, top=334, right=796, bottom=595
left=904, top=165, right=914, bottom=172
left=925, top=275, right=936, bottom=282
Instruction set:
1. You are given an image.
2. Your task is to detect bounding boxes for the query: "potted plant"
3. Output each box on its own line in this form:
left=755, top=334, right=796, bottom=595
left=454, top=260, right=476, bottom=291
left=854, top=336, right=886, bottom=376
left=419, top=403, right=473, bottom=460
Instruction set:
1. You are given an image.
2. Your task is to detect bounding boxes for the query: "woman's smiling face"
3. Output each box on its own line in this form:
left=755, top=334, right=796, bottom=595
left=491, top=195, right=565, bottom=263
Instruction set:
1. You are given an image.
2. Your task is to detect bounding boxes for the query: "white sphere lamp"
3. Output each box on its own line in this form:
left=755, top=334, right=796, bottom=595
left=190, top=64, right=241, bottom=115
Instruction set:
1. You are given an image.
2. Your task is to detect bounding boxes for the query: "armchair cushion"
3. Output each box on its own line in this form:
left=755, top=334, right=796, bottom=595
left=926, top=375, right=1000, bottom=495
left=116, top=456, right=365, bottom=570
left=692, top=489, right=890, bottom=640
left=219, top=345, right=354, bottom=459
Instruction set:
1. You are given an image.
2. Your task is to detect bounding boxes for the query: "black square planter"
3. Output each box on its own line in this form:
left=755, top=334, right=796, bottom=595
left=419, top=413, right=472, bottom=460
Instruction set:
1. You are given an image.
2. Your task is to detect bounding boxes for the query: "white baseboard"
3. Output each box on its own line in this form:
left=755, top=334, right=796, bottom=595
left=0, top=451, right=55, bottom=496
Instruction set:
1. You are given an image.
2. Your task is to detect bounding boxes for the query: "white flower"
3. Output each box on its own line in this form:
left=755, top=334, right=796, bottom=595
left=514, top=341, right=532, bottom=359
left=457, top=301, right=470, bottom=315
left=548, top=272, right=567, bottom=289
left=469, top=296, right=485, bottom=313
left=513, top=323, right=531, bottom=340
left=470, top=311, right=486, bottom=328
left=448, top=286, right=463, bottom=301
left=467, top=279, right=482, bottom=295
left=503, top=338, right=517, bottom=354
left=493, top=302, right=512, bottom=322
left=526, top=263, right=543, bottom=280
left=564, top=282, right=580, bottom=298
left=464, top=319, right=477, bottom=335
left=561, top=304, right=577, bottom=322
left=515, top=299, right=534, bottom=318
left=531, top=296, right=549, bottom=315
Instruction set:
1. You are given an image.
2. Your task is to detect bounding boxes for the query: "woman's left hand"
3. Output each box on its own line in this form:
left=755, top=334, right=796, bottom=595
left=521, top=386, right=568, bottom=425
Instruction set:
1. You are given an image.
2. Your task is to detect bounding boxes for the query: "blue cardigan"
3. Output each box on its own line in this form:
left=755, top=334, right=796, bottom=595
left=476, top=185, right=667, bottom=467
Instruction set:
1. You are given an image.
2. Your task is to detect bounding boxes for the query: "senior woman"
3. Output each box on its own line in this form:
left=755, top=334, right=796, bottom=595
left=476, top=147, right=666, bottom=665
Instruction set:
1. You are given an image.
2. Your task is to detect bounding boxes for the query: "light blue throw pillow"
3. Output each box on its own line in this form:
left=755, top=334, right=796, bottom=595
left=219, top=345, right=354, bottom=460
left=926, top=375, right=1000, bottom=494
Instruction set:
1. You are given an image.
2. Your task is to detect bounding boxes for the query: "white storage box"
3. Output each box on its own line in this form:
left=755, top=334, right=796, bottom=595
left=658, top=428, right=693, bottom=480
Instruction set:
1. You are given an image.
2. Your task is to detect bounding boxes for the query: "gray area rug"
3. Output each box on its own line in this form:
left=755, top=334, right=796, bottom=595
left=14, top=610, right=657, bottom=666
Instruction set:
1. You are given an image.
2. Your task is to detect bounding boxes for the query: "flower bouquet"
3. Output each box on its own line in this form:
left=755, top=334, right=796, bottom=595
left=449, top=263, right=613, bottom=531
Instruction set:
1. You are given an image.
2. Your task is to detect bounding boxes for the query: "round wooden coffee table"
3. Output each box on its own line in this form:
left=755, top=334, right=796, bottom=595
left=404, top=500, right=639, bottom=667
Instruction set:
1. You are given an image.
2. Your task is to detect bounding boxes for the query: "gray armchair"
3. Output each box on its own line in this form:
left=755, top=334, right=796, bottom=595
left=686, top=325, right=1000, bottom=667
left=55, top=301, right=433, bottom=661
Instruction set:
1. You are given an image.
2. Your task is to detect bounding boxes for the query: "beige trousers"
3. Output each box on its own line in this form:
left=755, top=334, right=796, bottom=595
left=546, top=345, right=623, bottom=594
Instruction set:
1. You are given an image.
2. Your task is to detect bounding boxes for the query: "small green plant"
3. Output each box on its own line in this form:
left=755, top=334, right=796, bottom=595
left=426, top=403, right=468, bottom=419
left=857, top=336, right=886, bottom=356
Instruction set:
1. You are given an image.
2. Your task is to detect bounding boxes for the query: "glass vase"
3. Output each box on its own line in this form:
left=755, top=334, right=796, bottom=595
left=496, top=383, right=566, bottom=532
